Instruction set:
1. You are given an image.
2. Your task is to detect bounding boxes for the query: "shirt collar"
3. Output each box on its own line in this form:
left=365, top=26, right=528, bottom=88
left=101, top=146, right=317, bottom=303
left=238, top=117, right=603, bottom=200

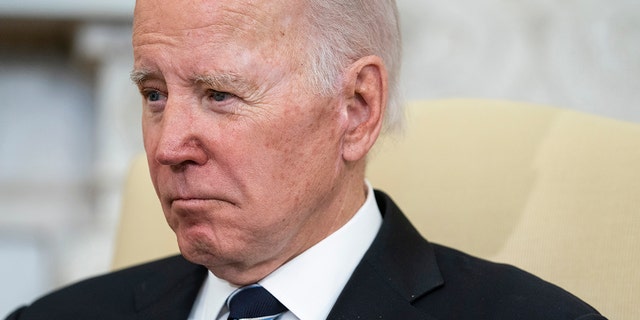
left=189, top=181, right=382, bottom=320
left=260, top=181, right=382, bottom=319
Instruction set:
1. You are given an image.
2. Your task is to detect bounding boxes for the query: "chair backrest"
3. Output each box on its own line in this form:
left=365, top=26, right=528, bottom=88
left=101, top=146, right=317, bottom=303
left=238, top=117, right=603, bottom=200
left=113, top=99, right=640, bottom=319
left=112, top=153, right=178, bottom=270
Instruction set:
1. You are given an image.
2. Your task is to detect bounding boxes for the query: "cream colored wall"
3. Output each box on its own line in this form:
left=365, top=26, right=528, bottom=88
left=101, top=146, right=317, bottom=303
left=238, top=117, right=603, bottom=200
left=398, top=0, right=640, bottom=122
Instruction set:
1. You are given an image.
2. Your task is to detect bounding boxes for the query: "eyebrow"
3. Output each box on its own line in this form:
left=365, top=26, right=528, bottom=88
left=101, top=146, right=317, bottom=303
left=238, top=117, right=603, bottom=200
left=192, top=73, right=247, bottom=88
left=193, top=73, right=255, bottom=93
left=130, top=69, right=154, bottom=85
left=129, top=69, right=258, bottom=95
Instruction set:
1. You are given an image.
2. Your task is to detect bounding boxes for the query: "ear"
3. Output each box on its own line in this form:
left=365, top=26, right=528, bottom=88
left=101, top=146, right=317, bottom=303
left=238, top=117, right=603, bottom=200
left=341, top=55, right=388, bottom=162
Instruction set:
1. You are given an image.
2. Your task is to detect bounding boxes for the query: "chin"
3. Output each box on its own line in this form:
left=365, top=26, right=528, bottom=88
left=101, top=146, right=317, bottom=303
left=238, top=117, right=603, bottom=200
left=175, top=225, right=239, bottom=267
left=178, top=240, right=222, bottom=269
left=174, top=224, right=216, bottom=258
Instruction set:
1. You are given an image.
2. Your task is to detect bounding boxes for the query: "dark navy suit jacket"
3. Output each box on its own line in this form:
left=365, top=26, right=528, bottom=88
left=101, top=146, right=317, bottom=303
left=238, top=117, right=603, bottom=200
left=6, top=191, right=606, bottom=319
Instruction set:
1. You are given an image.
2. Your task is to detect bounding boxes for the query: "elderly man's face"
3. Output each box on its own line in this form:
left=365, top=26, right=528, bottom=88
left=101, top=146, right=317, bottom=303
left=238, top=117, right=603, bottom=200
left=132, top=0, right=354, bottom=283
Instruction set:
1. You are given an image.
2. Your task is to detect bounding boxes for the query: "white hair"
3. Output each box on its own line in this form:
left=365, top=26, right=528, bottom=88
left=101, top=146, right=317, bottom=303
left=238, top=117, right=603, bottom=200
left=303, top=0, right=403, bottom=133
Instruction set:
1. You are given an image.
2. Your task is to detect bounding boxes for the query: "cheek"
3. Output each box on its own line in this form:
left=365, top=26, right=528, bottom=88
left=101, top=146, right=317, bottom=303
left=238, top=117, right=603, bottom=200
left=258, top=117, right=313, bottom=164
left=251, top=106, right=343, bottom=189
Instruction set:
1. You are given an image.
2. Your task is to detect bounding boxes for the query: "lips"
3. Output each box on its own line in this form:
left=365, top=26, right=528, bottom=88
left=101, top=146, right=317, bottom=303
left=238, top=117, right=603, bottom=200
left=168, top=194, right=238, bottom=210
left=157, top=175, right=240, bottom=211
left=171, top=195, right=234, bottom=204
left=172, top=197, right=210, bottom=204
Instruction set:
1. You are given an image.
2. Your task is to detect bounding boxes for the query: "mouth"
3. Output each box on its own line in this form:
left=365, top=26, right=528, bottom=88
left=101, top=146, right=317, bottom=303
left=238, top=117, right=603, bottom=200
left=169, top=196, right=237, bottom=210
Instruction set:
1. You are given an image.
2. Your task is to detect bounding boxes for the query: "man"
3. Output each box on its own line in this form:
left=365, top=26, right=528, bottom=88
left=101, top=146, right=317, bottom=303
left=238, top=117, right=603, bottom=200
left=7, top=0, right=606, bottom=319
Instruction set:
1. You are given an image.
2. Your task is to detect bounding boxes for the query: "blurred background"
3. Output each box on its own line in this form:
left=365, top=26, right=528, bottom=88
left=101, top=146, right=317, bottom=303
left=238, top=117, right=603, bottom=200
left=1, top=0, right=638, bottom=315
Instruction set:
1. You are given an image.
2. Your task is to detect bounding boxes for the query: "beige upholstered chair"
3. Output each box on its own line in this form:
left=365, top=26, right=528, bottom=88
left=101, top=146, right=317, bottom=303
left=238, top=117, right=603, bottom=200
left=113, top=99, right=640, bottom=319
left=112, top=153, right=178, bottom=270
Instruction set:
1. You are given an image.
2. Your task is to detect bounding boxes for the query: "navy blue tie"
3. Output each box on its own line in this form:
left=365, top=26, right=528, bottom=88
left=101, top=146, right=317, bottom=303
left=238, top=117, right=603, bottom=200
left=227, top=284, right=288, bottom=320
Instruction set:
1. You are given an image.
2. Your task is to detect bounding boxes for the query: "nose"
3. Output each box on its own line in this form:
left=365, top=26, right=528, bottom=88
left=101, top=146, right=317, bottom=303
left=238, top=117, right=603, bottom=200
left=151, top=98, right=208, bottom=168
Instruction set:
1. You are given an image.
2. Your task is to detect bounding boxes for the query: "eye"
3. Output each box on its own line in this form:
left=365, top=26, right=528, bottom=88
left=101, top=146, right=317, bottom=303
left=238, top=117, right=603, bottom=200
left=202, top=89, right=240, bottom=114
left=141, top=88, right=166, bottom=102
left=209, top=90, right=229, bottom=102
left=140, top=88, right=167, bottom=113
left=147, top=90, right=163, bottom=102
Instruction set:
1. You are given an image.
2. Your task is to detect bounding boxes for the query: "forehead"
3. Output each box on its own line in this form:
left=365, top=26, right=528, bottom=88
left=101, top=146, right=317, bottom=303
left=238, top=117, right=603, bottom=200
left=133, top=0, right=306, bottom=40
left=132, top=0, right=311, bottom=85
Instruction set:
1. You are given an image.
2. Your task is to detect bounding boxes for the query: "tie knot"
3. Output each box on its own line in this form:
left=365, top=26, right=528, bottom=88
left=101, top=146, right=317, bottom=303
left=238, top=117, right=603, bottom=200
left=227, top=284, right=287, bottom=320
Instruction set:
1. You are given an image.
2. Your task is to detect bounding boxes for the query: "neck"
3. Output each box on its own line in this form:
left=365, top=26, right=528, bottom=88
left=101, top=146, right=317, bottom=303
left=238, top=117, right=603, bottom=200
left=214, top=163, right=368, bottom=286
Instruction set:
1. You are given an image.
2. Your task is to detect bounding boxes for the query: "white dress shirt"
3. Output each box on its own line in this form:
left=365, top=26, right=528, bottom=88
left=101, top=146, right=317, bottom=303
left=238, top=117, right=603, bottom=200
left=188, top=182, right=382, bottom=320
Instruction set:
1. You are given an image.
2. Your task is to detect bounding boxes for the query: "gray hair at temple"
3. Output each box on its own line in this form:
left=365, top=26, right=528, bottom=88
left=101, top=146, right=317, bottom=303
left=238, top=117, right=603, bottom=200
left=304, top=0, right=403, bottom=133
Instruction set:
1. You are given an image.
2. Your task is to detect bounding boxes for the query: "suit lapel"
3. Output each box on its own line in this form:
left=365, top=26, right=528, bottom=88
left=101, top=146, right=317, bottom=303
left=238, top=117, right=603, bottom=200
left=133, top=256, right=208, bottom=320
left=327, top=191, right=444, bottom=320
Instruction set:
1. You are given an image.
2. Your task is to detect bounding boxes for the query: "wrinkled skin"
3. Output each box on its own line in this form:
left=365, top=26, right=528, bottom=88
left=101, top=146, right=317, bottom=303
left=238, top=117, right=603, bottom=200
left=132, top=0, right=386, bottom=285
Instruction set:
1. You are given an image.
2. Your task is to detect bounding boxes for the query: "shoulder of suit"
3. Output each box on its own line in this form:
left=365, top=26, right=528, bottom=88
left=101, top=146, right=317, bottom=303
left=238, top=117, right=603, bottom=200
left=424, top=243, right=604, bottom=319
left=8, top=255, right=202, bottom=319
